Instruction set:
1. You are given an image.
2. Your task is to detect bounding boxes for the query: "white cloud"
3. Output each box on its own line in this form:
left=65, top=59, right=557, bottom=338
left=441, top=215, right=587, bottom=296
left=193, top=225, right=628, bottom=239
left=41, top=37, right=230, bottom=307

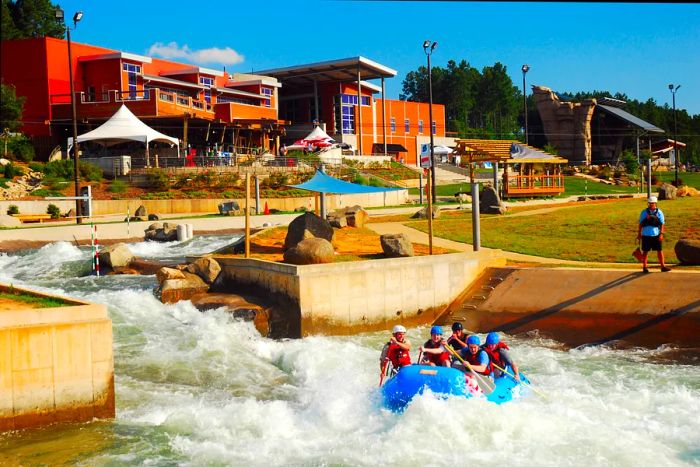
left=147, top=42, right=244, bottom=66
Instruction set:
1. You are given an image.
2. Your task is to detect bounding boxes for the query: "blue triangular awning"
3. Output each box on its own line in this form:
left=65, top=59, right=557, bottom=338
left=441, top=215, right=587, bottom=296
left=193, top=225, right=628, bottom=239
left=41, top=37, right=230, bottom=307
left=289, top=170, right=402, bottom=194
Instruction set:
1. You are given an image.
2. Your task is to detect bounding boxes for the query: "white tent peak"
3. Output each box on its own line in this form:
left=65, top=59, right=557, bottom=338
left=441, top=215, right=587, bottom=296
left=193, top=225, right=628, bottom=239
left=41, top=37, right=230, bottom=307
left=68, top=104, right=179, bottom=153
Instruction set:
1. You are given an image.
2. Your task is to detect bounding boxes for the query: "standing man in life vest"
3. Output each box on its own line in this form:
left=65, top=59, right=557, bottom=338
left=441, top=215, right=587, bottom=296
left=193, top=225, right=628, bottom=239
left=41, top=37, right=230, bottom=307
left=419, top=326, right=451, bottom=367
left=637, top=196, right=670, bottom=274
left=482, top=332, right=520, bottom=381
left=458, top=335, right=491, bottom=376
left=380, top=325, right=412, bottom=375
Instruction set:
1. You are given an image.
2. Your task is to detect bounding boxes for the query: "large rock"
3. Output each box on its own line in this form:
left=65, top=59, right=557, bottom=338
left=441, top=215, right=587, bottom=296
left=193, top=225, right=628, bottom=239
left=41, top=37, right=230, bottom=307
left=480, top=186, right=507, bottom=215
left=283, top=237, right=334, bottom=265
left=145, top=222, right=179, bottom=242
left=677, top=186, right=699, bottom=197
left=185, top=256, right=222, bottom=284
left=284, top=212, right=334, bottom=251
left=159, top=271, right=210, bottom=304
left=658, top=183, right=678, bottom=200
left=218, top=201, right=240, bottom=215
left=411, top=205, right=441, bottom=219
left=156, top=266, right=186, bottom=283
left=327, top=205, right=368, bottom=228
left=135, top=205, right=147, bottom=217
left=190, top=293, right=269, bottom=337
left=380, top=233, right=414, bottom=258
left=0, top=214, right=21, bottom=227
left=98, top=243, right=134, bottom=269
left=675, top=239, right=700, bottom=265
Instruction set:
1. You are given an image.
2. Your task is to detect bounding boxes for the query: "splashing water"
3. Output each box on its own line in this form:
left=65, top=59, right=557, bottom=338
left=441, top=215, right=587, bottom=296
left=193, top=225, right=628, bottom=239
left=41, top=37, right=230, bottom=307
left=1, top=240, right=699, bottom=466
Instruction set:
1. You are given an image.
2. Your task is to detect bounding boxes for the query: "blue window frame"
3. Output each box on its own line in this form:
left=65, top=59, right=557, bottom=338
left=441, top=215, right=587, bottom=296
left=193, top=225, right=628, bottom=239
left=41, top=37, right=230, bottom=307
left=404, top=119, right=410, bottom=133
left=199, top=76, right=214, bottom=86
left=418, top=120, right=424, bottom=134
left=432, top=120, right=437, bottom=135
left=122, top=63, right=141, bottom=99
left=390, top=117, right=396, bottom=133
left=262, top=88, right=272, bottom=108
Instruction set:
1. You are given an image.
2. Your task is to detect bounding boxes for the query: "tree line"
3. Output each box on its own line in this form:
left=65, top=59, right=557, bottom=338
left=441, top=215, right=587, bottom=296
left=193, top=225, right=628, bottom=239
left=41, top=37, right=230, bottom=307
left=400, top=60, right=699, bottom=165
left=1, top=0, right=64, bottom=41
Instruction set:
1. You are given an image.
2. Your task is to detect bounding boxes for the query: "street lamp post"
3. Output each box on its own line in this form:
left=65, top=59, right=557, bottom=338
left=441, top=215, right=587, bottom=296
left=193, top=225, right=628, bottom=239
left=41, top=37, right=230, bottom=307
left=668, top=84, right=681, bottom=186
left=522, top=64, right=530, bottom=144
left=55, top=8, right=83, bottom=224
left=424, top=40, right=437, bottom=204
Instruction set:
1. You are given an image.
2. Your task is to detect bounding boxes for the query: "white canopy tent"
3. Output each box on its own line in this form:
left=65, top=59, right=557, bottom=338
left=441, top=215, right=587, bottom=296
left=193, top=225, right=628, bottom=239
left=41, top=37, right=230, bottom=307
left=67, top=105, right=179, bottom=166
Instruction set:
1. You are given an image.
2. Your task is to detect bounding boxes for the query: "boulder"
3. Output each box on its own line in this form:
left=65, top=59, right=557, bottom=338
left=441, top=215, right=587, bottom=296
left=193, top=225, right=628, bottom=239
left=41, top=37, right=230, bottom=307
left=148, top=213, right=160, bottom=221
left=218, top=201, right=240, bottom=215
left=284, top=212, right=334, bottom=250
left=145, top=221, right=179, bottom=242
left=658, top=183, right=677, bottom=200
left=98, top=243, right=134, bottom=269
left=159, top=271, right=210, bottom=304
left=454, top=192, right=472, bottom=207
left=135, top=205, right=147, bottom=217
left=0, top=158, right=10, bottom=166
left=0, top=214, right=21, bottom=227
left=65, top=208, right=76, bottom=219
left=345, top=205, right=368, bottom=228
left=283, top=237, right=334, bottom=265
left=675, top=239, right=700, bottom=265
left=327, top=214, right=348, bottom=229
left=480, top=186, right=507, bottom=215
left=156, top=266, right=186, bottom=283
left=189, top=293, right=269, bottom=337
left=677, top=186, right=699, bottom=197
left=185, top=256, right=222, bottom=284
left=411, top=205, right=441, bottom=219
left=380, top=233, right=414, bottom=258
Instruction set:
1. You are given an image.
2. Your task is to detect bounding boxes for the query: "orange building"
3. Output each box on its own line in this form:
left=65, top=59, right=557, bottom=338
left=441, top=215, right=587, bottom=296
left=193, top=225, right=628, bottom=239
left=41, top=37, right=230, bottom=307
left=256, top=57, right=446, bottom=166
left=1, top=37, right=283, bottom=160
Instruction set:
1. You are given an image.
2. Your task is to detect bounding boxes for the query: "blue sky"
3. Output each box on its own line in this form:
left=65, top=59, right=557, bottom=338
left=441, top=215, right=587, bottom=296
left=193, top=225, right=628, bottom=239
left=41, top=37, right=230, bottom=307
left=56, top=1, right=700, bottom=115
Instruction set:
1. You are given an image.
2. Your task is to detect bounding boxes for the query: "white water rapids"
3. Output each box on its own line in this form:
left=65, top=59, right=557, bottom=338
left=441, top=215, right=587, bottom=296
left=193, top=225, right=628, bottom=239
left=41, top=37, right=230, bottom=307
left=1, top=239, right=699, bottom=466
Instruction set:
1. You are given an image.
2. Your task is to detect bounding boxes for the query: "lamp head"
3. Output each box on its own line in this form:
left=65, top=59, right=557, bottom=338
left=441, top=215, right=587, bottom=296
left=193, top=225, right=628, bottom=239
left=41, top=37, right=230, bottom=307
left=431, top=41, right=438, bottom=51
left=522, top=64, right=530, bottom=73
left=55, top=7, right=64, bottom=20
left=423, top=40, right=431, bottom=49
left=669, top=83, right=674, bottom=90
left=73, top=11, right=83, bottom=27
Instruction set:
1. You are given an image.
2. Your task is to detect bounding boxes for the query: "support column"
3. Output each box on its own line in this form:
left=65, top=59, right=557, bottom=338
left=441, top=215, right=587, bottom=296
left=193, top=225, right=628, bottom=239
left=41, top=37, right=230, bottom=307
left=357, top=66, right=363, bottom=155
left=182, top=115, right=189, bottom=157
left=493, top=161, right=499, bottom=194
left=313, top=79, right=320, bottom=122
left=381, top=77, right=387, bottom=156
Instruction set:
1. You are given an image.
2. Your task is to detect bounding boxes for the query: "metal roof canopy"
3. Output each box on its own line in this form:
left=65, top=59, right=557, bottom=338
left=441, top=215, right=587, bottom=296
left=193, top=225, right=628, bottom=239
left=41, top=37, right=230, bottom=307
left=598, top=105, right=664, bottom=133
left=453, top=139, right=567, bottom=164
left=254, top=56, right=397, bottom=86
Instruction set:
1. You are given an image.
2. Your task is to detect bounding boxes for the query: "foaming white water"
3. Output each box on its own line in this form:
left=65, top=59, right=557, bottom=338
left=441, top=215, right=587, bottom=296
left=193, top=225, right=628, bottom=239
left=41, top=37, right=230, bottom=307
left=128, top=234, right=241, bottom=261
left=1, top=239, right=699, bottom=466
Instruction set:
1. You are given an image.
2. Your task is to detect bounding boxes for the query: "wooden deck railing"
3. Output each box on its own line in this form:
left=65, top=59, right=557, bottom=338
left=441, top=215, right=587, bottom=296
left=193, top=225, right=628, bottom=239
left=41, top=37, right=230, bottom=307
left=505, top=174, right=565, bottom=197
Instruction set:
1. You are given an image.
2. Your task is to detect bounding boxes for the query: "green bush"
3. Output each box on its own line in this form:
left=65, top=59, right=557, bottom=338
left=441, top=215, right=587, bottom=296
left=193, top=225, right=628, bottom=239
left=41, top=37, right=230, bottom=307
left=7, top=135, right=35, bottom=162
left=46, top=204, right=60, bottom=219
left=28, top=162, right=45, bottom=172
left=353, top=174, right=369, bottom=185
left=7, top=205, right=19, bottom=215
left=3, top=163, right=17, bottom=179
left=79, top=162, right=103, bottom=182
left=44, top=160, right=75, bottom=179
left=620, top=150, right=639, bottom=175
left=0, top=178, right=8, bottom=189
left=42, top=175, right=68, bottom=191
left=30, top=189, right=64, bottom=197
left=109, top=180, right=128, bottom=193
left=146, top=168, right=170, bottom=191
left=598, top=166, right=612, bottom=180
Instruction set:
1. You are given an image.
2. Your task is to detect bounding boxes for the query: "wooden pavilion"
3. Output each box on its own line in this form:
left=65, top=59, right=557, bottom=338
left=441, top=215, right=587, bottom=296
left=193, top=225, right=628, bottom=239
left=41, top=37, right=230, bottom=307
left=453, top=139, right=568, bottom=198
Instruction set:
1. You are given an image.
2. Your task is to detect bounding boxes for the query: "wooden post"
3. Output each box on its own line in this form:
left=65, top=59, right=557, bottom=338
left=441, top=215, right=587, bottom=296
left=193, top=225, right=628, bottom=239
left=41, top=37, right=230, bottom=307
left=182, top=115, right=189, bottom=156
left=245, top=172, right=251, bottom=258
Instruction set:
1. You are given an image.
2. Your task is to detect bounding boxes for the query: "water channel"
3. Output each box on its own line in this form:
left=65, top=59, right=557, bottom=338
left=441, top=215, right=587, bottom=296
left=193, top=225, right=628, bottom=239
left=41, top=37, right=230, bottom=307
left=1, top=238, right=699, bottom=465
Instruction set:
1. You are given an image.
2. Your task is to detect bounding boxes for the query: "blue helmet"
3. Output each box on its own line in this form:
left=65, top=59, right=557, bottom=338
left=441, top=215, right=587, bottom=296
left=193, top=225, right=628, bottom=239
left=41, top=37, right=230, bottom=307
left=486, top=332, right=500, bottom=345
left=430, top=325, right=443, bottom=335
left=467, top=335, right=481, bottom=346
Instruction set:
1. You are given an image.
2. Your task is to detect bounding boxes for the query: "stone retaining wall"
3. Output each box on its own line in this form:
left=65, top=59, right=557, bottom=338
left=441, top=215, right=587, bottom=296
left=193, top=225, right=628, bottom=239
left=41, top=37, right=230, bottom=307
left=0, top=284, right=115, bottom=431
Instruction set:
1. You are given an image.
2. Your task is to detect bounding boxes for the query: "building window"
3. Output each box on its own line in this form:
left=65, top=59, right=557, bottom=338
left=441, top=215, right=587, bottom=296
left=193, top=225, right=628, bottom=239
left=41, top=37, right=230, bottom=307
left=123, top=63, right=141, bottom=100
left=390, top=117, right=396, bottom=133
left=418, top=120, right=424, bottom=134
left=262, top=88, right=272, bottom=108
left=340, top=94, right=369, bottom=106
left=404, top=119, right=410, bottom=133
left=199, top=76, right=214, bottom=87
left=432, top=120, right=437, bottom=135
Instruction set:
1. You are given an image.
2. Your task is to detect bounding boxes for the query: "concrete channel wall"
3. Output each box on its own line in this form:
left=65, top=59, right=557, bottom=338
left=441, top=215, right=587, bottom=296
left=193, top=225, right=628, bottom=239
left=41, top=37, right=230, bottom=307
left=0, top=189, right=408, bottom=217
left=0, top=284, right=115, bottom=431
left=216, top=250, right=505, bottom=337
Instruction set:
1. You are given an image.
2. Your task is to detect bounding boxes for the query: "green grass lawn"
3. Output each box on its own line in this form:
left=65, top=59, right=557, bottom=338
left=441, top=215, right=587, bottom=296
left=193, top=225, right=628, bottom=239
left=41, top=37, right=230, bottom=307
left=408, top=197, right=700, bottom=263
left=654, top=171, right=700, bottom=189
left=0, top=291, right=68, bottom=307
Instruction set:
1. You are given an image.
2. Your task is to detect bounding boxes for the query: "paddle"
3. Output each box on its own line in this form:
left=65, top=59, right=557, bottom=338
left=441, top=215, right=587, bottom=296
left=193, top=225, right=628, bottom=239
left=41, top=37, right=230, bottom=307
left=379, top=359, right=389, bottom=387
left=489, top=360, right=547, bottom=399
left=445, top=345, right=495, bottom=395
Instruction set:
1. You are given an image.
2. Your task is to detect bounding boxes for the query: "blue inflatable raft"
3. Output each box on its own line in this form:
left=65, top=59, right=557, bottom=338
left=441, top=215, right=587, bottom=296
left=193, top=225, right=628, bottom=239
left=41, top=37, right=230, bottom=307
left=380, top=365, right=529, bottom=412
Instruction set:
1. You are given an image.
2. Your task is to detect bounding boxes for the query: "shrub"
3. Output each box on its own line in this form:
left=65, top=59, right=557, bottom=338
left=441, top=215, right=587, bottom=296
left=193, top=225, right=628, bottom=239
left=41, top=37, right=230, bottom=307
left=79, top=162, right=103, bottom=182
left=146, top=168, right=170, bottom=191
left=263, top=172, right=289, bottom=189
left=46, top=204, right=60, bottom=219
left=620, top=150, right=639, bottom=175
left=43, top=175, right=68, bottom=191
left=109, top=180, right=128, bottom=193
left=44, top=160, right=75, bottom=179
left=598, top=166, right=612, bottom=180
left=353, top=174, right=369, bottom=185
left=30, top=189, right=64, bottom=197
left=28, top=162, right=44, bottom=172
left=7, top=135, right=35, bottom=162
left=3, top=163, right=17, bottom=179
left=7, top=205, right=19, bottom=215
left=0, top=178, right=7, bottom=189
